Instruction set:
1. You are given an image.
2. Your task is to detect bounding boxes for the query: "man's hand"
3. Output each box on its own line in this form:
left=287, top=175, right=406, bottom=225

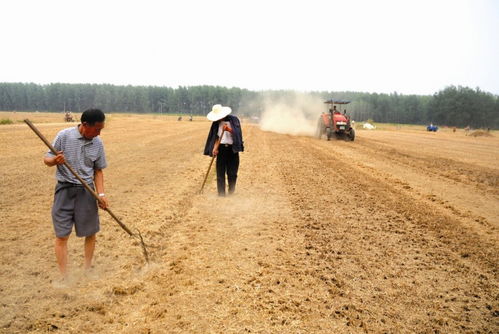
left=212, top=147, right=219, bottom=156
left=223, top=124, right=233, bottom=133
left=53, top=151, right=65, bottom=165
left=44, top=151, right=65, bottom=167
left=98, top=196, right=109, bottom=210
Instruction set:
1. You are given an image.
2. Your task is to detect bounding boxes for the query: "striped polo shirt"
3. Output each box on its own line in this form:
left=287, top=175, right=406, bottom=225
left=46, top=125, right=107, bottom=184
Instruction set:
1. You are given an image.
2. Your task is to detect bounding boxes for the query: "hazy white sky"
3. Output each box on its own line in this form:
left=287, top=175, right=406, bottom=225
left=1, top=0, right=498, bottom=95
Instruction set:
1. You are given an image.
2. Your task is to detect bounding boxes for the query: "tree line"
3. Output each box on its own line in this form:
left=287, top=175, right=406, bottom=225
left=0, top=82, right=497, bottom=128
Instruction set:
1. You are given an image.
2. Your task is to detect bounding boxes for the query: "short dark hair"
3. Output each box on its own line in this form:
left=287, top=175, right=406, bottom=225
left=81, top=109, right=105, bottom=125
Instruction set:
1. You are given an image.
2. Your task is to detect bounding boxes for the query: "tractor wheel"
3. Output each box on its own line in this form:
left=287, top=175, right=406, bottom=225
left=348, top=128, right=356, bottom=141
left=326, top=127, right=332, bottom=141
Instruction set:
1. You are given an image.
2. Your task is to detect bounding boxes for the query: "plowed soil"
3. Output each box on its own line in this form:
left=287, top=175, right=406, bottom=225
left=1, top=113, right=498, bottom=333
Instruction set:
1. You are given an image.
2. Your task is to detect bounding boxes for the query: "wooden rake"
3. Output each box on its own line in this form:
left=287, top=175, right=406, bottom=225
left=24, top=119, right=149, bottom=263
left=199, top=130, right=225, bottom=194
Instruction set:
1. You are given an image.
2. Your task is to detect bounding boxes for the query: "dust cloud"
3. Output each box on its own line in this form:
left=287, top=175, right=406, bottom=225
left=259, top=93, right=324, bottom=136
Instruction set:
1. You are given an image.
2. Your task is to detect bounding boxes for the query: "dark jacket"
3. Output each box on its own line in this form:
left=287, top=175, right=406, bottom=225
left=203, top=115, right=244, bottom=156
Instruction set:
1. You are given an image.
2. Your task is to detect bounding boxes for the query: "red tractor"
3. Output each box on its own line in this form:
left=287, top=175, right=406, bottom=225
left=316, top=99, right=355, bottom=141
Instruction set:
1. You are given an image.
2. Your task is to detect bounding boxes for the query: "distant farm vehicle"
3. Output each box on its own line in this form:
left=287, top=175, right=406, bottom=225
left=64, top=112, right=74, bottom=122
left=316, top=99, right=355, bottom=141
left=427, top=124, right=438, bottom=132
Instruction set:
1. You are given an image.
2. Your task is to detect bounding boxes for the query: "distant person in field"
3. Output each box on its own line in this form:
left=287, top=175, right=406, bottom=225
left=43, top=108, right=108, bottom=282
left=64, top=111, right=73, bottom=122
left=343, top=109, right=351, bottom=125
left=204, top=104, right=244, bottom=196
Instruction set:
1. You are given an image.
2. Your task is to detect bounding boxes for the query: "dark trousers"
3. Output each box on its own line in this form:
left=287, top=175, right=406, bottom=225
left=216, top=144, right=239, bottom=196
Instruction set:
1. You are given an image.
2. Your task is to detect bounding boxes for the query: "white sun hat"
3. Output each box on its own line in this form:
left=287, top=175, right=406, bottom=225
left=207, top=104, right=232, bottom=121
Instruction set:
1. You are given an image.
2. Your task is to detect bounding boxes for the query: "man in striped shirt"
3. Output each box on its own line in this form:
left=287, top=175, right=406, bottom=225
left=44, top=108, right=108, bottom=282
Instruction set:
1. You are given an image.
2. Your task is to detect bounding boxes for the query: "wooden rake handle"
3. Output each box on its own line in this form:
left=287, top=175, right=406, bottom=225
left=199, top=129, right=225, bottom=194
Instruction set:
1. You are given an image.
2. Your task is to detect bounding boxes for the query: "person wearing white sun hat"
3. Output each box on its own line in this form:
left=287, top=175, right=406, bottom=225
left=204, top=104, right=244, bottom=196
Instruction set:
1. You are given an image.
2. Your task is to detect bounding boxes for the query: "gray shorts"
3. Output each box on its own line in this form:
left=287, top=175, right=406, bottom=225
left=51, top=182, right=100, bottom=238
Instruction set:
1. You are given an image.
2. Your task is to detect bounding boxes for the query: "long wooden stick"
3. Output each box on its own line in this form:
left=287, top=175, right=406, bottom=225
left=24, top=119, right=149, bottom=263
left=199, top=130, right=225, bottom=194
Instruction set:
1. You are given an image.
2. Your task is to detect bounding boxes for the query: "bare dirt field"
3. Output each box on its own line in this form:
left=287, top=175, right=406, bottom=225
left=1, top=112, right=498, bottom=333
